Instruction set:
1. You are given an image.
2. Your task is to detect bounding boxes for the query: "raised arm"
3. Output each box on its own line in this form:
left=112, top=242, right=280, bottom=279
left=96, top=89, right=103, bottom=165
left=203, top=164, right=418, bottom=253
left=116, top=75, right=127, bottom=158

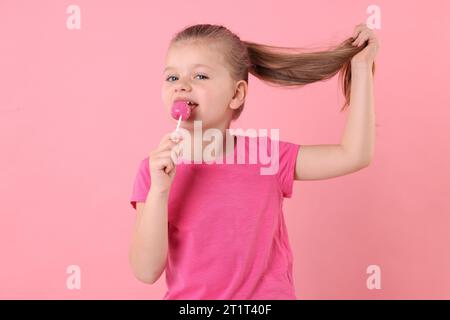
left=295, top=24, right=379, bottom=181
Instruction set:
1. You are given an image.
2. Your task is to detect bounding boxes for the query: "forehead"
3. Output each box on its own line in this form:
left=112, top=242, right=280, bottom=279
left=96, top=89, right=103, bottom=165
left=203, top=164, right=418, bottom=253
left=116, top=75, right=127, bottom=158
left=164, top=40, right=226, bottom=72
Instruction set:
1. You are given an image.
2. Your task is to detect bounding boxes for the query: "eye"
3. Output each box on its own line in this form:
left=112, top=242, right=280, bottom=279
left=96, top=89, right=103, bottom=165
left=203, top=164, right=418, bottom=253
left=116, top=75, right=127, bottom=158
left=195, top=74, right=209, bottom=80
left=165, top=74, right=209, bottom=82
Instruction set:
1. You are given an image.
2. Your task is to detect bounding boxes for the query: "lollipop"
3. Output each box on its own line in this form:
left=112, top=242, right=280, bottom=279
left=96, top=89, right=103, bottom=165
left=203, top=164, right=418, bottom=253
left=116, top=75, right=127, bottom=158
left=171, top=100, right=193, bottom=132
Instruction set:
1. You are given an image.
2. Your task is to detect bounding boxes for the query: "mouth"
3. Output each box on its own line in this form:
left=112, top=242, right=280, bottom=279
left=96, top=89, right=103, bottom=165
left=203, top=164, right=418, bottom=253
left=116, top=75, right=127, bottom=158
left=187, top=101, right=199, bottom=110
left=186, top=102, right=199, bottom=115
left=174, top=98, right=199, bottom=109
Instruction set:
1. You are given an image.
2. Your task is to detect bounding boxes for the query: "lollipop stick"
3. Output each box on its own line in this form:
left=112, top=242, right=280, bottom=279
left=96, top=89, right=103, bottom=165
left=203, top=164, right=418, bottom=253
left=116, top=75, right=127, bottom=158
left=175, top=115, right=182, bottom=132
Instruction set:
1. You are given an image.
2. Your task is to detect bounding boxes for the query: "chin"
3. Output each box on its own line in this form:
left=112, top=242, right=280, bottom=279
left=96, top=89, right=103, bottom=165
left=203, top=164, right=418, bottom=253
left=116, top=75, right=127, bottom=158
left=179, top=121, right=195, bottom=129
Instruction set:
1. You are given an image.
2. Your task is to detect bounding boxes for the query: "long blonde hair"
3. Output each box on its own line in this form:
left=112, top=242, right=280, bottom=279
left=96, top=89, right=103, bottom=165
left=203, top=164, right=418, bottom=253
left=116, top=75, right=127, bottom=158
left=170, top=23, right=375, bottom=120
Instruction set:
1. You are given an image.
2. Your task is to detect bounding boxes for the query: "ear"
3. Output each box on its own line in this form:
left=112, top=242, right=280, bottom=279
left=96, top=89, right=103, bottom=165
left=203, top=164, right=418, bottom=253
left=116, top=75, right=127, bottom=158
left=229, top=80, right=248, bottom=111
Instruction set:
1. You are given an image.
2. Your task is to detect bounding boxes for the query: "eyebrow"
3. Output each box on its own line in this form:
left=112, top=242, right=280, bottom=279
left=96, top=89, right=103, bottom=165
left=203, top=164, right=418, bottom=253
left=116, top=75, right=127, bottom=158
left=163, top=63, right=214, bottom=73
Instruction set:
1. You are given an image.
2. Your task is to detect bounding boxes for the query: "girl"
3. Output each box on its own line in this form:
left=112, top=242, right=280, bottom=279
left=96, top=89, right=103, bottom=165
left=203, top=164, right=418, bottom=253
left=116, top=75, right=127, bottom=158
left=129, top=23, right=379, bottom=299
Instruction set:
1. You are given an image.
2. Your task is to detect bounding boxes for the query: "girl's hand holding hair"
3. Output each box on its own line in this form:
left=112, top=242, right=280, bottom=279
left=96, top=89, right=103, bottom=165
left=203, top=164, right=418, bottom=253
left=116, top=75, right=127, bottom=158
left=351, top=23, right=380, bottom=68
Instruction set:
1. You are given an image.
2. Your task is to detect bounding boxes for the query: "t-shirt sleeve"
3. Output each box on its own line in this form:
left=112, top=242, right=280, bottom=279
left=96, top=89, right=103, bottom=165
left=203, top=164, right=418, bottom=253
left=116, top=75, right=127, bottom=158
left=130, top=157, right=151, bottom=210
left=276, top=140, right=300, bottom=198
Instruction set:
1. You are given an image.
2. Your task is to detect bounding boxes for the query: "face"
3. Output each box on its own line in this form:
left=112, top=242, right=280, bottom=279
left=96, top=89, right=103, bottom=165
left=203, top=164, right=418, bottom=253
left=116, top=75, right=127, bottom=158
left=161, top=40, right=246, bottom=132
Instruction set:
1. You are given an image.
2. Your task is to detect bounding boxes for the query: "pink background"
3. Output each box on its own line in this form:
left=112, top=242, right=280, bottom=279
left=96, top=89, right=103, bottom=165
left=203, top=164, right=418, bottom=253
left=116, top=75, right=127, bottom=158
left=1, top=0, right=449, bottom=299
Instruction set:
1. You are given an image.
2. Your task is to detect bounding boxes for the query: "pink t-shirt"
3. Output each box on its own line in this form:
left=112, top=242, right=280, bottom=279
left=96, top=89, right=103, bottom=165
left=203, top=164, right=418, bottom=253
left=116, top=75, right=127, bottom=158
left=130, top=135, right=300, bottom=299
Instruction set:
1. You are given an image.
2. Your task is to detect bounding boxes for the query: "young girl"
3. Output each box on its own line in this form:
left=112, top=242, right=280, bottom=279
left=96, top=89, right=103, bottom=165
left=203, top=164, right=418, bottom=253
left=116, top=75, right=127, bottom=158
left=129, top=23, right=379, bottom=300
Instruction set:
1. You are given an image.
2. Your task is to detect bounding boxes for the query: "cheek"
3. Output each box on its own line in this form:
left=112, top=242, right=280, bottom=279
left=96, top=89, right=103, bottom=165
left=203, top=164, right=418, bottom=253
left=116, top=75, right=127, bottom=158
left=210, top=93, right=232, bottom=112
left=202, top=86, right=228, bottom=105
left=200, top=101, right=228, bottom=121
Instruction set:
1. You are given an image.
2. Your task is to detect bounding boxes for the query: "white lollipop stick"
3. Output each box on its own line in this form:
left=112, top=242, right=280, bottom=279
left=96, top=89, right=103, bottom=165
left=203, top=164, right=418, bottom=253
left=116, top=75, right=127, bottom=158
left=175, top=115, right=182, bottom=132
left=172, top=115, right=183, bottom=161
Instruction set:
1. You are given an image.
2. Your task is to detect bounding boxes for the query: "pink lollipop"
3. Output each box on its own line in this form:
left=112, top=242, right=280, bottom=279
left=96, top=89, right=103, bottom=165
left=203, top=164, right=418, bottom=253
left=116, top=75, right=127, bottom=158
left=171, top=100, right=192, bottom=132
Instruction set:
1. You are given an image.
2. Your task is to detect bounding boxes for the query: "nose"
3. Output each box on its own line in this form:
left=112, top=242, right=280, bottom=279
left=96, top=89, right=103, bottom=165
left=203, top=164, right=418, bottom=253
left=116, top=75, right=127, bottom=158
left=173, top=78, right=192, bottom=92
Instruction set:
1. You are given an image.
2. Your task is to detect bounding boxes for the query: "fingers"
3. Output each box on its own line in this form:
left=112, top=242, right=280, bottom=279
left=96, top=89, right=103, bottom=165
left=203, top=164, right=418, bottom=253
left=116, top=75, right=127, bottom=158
left=158, top=132, right=184, bottom=152
left=352, top=23, right=370, bottom=46
left=149, top=131, right=185, bottom=175
left=150, top=157, right=175, bottom=175
left=159, top=131, right=182, bottom=146
left=158, top=139, right=183, bottom=156
left=352, top=24, right=363, bottom=40
left=169, top=131, right=183, bottom=142
left=154, top=148, right=182, bottom=163
left=152, top=156, right=175, bottom=174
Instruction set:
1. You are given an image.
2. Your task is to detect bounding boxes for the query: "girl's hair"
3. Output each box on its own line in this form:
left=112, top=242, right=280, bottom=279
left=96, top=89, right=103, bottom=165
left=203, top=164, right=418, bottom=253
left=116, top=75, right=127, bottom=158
left=170, top=23, right=375, bottom=121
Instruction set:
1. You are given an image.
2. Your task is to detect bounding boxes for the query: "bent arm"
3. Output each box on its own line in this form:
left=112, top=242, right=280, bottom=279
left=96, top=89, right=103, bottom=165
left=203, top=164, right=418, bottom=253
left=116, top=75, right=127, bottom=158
left=295, top=63, right=375, bottom=181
